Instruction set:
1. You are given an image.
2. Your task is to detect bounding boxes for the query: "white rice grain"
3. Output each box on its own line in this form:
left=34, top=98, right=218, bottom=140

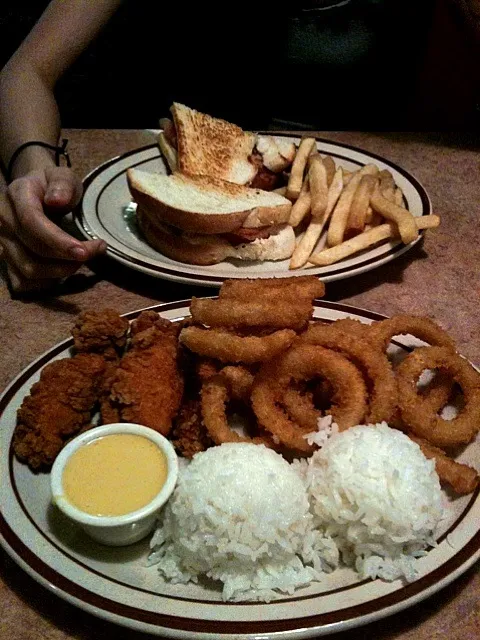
left=304, top=423, right=446, bottom=582
left=149, top=443, right=337, bottom=601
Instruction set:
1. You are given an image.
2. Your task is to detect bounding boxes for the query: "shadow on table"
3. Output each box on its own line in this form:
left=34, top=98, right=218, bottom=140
left=1, top=227, right=429, bottom=306
left=325, top=240, right=430, bottom=303
left=84, top=253, right=214, bottom=301
left=85, top=241, right=429, bottom=306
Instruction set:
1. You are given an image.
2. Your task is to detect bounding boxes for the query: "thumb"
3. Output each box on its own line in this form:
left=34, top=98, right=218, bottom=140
left=44, top=166, right=83, bottom=212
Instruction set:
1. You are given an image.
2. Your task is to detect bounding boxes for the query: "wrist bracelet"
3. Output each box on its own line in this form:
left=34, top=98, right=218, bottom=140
left=6, top=138, right=71, bottom=182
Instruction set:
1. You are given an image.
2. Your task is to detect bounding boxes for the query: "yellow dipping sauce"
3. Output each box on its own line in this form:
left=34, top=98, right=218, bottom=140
left=62, top=434, right=168, bottom=517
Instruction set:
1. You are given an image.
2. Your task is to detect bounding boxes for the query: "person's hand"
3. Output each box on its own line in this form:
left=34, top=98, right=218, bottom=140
left=0, top=165, right=107, bottom=293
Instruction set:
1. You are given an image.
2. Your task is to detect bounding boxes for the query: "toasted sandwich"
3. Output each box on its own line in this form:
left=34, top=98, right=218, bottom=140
left=127, top=169, right=295, bottom=266
left=158, top=103, right=296, bottom=190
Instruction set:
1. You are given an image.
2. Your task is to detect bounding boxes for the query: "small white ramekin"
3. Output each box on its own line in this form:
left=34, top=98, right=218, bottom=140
left=50, top=423, right=179, bottom=546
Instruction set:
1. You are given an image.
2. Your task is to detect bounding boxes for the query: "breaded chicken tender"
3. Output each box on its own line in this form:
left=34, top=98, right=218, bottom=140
left=101, top=312, right=184, bottom=435
left=13, top=353, right=106, bottom=470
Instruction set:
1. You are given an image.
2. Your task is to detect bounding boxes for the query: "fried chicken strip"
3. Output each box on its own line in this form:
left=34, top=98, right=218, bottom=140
left=13, top=353, right=107, bottom=470
left=72, top=308, right=130, bottom=361
left=72, top=308, right=131, bottom=422
left=101, top=312, right=184, bottom=435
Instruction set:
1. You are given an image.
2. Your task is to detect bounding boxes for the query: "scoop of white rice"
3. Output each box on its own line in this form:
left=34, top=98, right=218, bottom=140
left=303, top=423, right=446, bottom=582
left=149, top=442, right=338, bottom=601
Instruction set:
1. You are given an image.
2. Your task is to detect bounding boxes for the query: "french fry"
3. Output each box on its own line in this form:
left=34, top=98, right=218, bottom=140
left=309, top=215, right=440, bottom=266
left=365, top=205, right=374, bottom=224
left=322, top=155, right=336, bottom=186
left=327, top=164, right=379, bottom=247
left=288, top=175, right=311, bottom=227
left=345, top=174, right=377, bottom=236
left=370, top=184, right=418, bottom=244
left=158, top=132, right=177, bottom=172
left=379, top=169, right=395, bottom=193
left=382, top=186, right=396, bottom=203
left=289, top=167, right=344, bottom=270
left=287, top=138, right=316, bottom=200
left=309, top=155, right=329, bottom=220
left=273, top=186, right=287, bottom=196
left=416, top=214, right=440, bottom=229
left=394, top=187, right=404, bottom=207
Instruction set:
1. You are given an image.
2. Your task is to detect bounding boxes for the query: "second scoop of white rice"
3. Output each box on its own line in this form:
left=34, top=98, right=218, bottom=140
left=300, top=422, right=445, bottom=582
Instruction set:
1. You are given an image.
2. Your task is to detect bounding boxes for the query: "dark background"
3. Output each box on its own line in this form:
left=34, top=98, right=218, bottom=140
left=1, top=0, right=479, bottom=131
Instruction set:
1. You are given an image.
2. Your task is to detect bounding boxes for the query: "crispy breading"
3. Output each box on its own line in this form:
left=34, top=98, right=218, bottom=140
left=170, top=398, right=213, bottom=458
left=101, top=312, right=184, bottom=435
left=71, top=308, right=130, bottom=361
left=13, top=353, right=106, bottom=470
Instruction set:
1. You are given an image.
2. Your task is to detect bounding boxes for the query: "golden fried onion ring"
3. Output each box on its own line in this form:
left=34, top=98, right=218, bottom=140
left=219, top=276, right=325, bottom=302
left=397, top=346, right=480, bottom=447
left=301, top=322, right=397, bottom=424
left=370, top=314, right=457, bottom=353
left=408, top=434, right=479, bottom=495
left=200, top=375, right=275, bottom=447
left=251, top=344, right=368, bottom=453
left=179, top=326, right=297, bottom=364
left=190, top=297, right=313, bottom=330
left=282, top=385, right=321, bottom=432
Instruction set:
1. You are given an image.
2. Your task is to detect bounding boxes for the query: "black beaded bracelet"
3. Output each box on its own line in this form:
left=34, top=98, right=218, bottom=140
left=6, top=138, right=71, bottom=182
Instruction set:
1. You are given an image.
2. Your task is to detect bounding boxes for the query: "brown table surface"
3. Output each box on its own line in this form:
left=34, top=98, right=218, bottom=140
left=1, top=129, right=479, bottom=639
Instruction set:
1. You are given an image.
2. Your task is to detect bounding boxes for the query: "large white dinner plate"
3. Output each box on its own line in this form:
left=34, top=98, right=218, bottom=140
left=1, top=301, right=479, bottom=639
left=75, top=137, right=431, bottom=287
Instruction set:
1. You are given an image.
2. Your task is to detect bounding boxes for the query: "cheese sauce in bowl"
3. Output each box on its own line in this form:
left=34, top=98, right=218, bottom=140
left=51, top=424, right=178, bottom=546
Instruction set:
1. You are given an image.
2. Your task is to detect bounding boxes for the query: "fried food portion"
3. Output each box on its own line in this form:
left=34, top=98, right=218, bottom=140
left=369, top=314, right=457, bottom=353
left=72, top=308, right=132, bottom=428
left=182, top=277, right=322, bottom=365
left=179, top=326, right=297, bottom=364
left=409, top=435, right=479, bottom=495
left=282, top=383, right=321, bottom=432
left=219, top=276, right=325, bottom=301
left=201, top=375, right=276, bottom=448
left=101, top=312, right=184, bottom=435
left=170, top=398, right=213, bottom=459
left=251, top=345, right=368, bottom=453
left=13, top=353, right=106, bottom=470
left=190, top=297, right=313, bottom=331
left=301, top=322, right=397, bottom=424
left=396, top=346, right=480, bottom=448
left=71, top=308, right=129, bottom=361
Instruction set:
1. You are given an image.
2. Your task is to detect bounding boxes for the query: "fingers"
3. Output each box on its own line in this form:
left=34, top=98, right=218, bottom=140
left=0, top=186, right=107, bottom=288
left=44, top=166, right=83, bottom=211
left=0, top=223, right=106, bottom=277
left=7, top=177, right=82, bottom=259
left=5, top=176, right=104, bottom=261
left=0, top=227, right=84, bottom=280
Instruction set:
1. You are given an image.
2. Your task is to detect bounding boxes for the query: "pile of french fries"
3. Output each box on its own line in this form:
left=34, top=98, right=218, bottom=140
left=280, top=138, right=440, bottom=270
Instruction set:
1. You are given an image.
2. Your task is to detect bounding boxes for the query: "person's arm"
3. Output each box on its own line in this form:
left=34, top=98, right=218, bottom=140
left=0, top=0, right=124, bottom=177
left=0, top=0, right=124, bottom=292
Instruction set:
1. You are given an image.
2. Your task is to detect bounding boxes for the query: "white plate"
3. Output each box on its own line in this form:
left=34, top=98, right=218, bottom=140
left=75, top=138, right=431, bottom=287
left=1, top=301, right=479, bottom=639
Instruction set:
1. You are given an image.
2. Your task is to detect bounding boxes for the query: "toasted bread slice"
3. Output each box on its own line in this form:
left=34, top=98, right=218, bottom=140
left=127, top=169, right=292, bottom=235
left=171, top=102, right=257, bottom=185
left=136, top=207, right=295, bottom=265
